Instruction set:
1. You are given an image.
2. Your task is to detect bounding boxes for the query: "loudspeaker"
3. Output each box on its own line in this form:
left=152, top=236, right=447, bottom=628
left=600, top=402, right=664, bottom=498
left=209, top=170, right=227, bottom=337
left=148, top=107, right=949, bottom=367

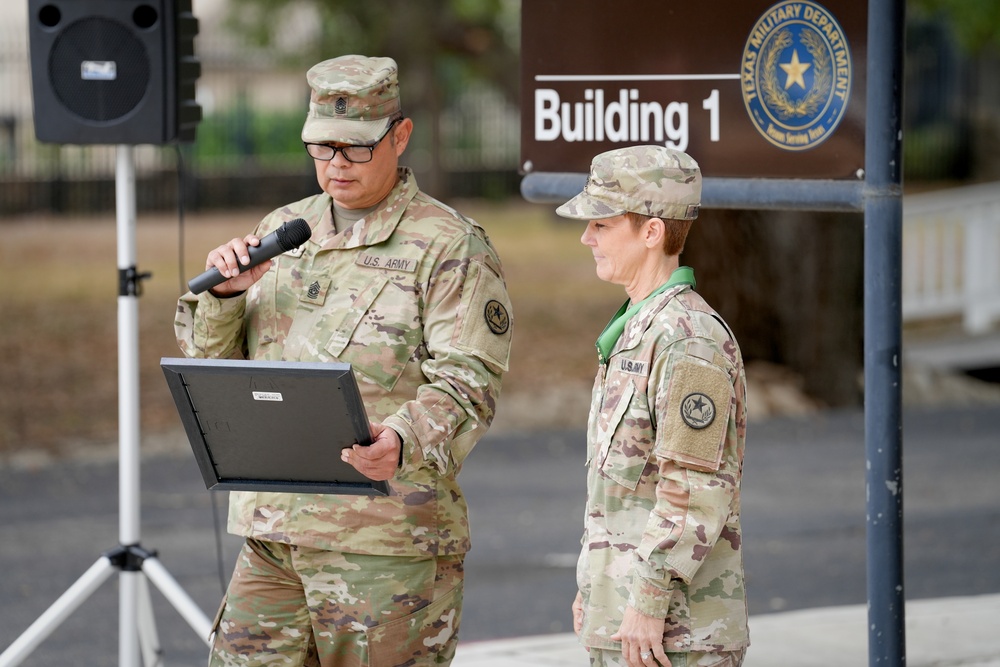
left=27, top=0, right=202, bottom=145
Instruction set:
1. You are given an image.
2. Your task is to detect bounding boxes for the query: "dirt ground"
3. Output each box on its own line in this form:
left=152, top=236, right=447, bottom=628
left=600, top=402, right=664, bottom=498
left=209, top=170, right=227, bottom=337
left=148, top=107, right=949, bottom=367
left=4, top=201, right=993, bottom=465
left=0, top=202, right=617, bottom=454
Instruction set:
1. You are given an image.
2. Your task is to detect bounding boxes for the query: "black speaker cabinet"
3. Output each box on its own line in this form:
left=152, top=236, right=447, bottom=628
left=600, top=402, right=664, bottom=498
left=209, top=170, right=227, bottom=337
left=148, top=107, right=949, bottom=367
left=28, top=0, right=202, bottom=145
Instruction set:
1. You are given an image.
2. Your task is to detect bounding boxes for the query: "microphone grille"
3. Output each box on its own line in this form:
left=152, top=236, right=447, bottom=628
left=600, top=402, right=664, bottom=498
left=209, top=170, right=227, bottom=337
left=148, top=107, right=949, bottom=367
left=275, top=218, right=312, bottom=251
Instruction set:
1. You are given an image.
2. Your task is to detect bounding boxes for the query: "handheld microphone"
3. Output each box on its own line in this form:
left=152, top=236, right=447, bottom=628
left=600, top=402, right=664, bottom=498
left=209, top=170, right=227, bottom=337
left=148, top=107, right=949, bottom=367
left=188, top=218, right=312, bottom=295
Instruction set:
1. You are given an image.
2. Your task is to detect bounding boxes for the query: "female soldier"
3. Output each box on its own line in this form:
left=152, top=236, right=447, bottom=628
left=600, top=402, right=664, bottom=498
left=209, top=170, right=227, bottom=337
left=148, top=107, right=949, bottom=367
left=558, top=146, right=749, bottom=667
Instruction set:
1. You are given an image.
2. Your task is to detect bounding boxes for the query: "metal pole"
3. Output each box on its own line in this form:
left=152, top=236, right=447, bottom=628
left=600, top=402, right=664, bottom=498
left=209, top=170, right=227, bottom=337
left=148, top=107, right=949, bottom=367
left=116, top=145, right=142, bottom=667
left=863, top=0, right=906, bottom=664
left=520, top=173, right=866, bottom=213
left=114, top=145, right=213, bottom=657
left=116, top=145, right=141, bottom=547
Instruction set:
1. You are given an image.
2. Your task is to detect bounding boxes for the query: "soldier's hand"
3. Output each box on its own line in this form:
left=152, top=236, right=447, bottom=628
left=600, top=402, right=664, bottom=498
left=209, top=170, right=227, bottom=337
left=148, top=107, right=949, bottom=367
left=572, top=591, right=587, bottom=641
left=341, top=422, right=401, bottom=481
left=205, top=234, right=272, bottom=296
left=611, top=605, right=670, bottom=666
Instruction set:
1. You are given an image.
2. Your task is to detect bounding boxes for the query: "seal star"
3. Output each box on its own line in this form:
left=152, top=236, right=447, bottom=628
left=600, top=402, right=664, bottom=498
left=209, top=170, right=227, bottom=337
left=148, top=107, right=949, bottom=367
left=780, top=49, right=811, bottom=90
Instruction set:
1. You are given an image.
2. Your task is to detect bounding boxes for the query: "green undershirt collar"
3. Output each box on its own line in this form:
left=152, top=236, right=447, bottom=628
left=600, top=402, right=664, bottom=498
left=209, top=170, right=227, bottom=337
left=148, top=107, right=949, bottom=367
left=595, top=266, right=696, bottom=365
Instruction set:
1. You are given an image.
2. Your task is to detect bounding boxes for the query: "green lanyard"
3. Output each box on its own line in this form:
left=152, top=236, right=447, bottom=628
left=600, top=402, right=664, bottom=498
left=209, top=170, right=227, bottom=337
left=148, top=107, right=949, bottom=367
left=595, top=266, right=696, bottom=365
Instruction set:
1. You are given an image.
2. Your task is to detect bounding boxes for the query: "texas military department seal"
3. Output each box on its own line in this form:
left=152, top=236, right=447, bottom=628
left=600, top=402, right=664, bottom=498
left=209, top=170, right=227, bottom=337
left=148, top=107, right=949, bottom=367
left=741, top=0, right=851, bottom=151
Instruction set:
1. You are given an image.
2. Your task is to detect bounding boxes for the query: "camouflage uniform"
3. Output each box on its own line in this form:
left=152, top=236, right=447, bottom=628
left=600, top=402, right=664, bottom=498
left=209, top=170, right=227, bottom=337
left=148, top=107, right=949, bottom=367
left=558, top=146, right=749, bottom=663
left=590, top=647, right=746, bottom=667
left=175, top=55, right=512, bottom=667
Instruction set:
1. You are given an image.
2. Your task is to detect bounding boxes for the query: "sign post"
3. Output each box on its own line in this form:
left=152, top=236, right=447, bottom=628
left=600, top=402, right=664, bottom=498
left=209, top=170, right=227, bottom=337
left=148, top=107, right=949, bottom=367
left=863, top=0, right=906, bottom=663
left=520, top=1, right=906, bottom=664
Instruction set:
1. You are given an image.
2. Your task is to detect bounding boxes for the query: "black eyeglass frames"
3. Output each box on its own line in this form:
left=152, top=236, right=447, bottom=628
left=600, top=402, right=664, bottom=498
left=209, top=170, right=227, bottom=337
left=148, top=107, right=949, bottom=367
left=304, top=118, right=403, bottom=163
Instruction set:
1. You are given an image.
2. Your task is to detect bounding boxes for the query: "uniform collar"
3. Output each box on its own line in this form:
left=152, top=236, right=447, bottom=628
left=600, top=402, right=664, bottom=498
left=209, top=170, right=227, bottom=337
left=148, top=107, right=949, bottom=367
left=311, top=167, right=419, bottom=250
left=595, top=266, right=696, bottom=365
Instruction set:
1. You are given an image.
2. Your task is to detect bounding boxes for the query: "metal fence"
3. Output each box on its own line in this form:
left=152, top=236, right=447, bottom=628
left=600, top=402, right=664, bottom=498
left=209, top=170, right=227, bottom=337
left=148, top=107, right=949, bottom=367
left=0, top=20, right=522, bottom=215
left=903, top=17, right=1000, bottom=183
left=2, top=11, right=997, bottom=215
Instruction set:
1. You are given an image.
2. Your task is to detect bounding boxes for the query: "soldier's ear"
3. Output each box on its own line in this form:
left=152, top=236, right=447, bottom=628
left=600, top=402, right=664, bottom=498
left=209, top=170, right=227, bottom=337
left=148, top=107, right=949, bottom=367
left=643, top=217, right=665, bottom=250
left=392, top=118, right=413, bottom=156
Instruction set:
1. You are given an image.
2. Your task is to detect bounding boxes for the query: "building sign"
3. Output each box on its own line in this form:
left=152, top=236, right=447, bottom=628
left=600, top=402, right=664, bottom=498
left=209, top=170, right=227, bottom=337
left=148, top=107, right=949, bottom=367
left=521, top=0, right=866, bottom=179
left=742, top=1, right=853, bottom=151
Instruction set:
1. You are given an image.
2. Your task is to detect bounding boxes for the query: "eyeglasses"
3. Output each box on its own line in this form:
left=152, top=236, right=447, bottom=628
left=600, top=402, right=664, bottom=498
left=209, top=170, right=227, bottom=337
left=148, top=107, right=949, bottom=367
left=304, top=118, right=403, bottom=163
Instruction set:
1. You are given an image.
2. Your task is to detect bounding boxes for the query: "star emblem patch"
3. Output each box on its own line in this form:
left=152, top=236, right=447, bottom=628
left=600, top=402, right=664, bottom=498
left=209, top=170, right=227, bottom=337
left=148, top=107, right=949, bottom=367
left=484, top=299, right=510, bottom=335
left=680, top=392, right=716, bottom=430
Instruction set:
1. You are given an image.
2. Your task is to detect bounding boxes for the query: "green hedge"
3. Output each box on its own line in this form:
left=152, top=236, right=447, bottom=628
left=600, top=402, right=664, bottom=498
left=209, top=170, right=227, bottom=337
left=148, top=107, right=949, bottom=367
left=190, top=104, right=308, bottom=171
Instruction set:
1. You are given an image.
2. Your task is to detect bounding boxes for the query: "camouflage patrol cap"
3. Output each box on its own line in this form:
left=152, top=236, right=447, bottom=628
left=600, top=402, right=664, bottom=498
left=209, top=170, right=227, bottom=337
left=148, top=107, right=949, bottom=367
left=301, top=55, right=402, bottom=144
left=556, top=145, right=701, bottom=221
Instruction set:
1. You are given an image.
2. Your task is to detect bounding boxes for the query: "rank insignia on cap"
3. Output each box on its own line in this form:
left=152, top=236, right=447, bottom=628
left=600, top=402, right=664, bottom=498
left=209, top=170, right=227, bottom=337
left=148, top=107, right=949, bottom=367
left=335, top=97, right=348, bottom=114
left=485, top=299, right=510, bottom=335
left=680, top=392, right=716, bottom=429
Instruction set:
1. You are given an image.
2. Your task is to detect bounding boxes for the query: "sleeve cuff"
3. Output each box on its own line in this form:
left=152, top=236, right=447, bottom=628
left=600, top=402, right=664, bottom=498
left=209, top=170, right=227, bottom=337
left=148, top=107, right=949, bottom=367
left=628, top=574, right=682, bottom=619
left=382, top=414, right=423, bottom=476
left=199, top=289, right=247, bottom=313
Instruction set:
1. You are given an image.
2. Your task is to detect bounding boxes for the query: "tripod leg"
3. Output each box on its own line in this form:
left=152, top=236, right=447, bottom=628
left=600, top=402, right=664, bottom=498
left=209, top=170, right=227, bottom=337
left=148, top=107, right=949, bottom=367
left=0, top=557, right=117, bottom=667
left=142, top=556, right=213, bottom=644
left=121, top=571, right=142, bottom=667
left=136, top=575, right=163, bottom=667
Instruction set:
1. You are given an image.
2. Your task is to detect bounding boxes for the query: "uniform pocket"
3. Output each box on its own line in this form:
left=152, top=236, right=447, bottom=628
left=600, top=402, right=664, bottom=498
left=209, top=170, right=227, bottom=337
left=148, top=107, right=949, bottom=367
left=324, top=274, right=389, bottom=358
left=365, top=583, right=462, bottom=667
left=324, top=275, right=423, bottom=391
left=598, top=380, right=655, bottom=491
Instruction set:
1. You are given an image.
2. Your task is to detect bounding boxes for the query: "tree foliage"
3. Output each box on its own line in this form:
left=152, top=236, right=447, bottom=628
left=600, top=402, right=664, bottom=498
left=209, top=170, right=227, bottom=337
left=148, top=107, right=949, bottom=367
left=222, top=0, right=520, bottom=101
left=221, top=0, right=520, bottom=195
left=909, top=0, right=1000, bottom=53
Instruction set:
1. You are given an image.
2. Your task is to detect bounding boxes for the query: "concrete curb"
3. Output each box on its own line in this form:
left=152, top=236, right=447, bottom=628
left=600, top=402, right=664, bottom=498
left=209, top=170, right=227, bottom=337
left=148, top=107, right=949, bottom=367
left=453, top=593, right=1000, bottom=666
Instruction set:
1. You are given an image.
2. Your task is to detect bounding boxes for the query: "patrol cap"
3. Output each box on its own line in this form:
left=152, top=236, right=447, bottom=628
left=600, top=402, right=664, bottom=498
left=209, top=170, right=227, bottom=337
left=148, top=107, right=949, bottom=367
left=301, top=55, right=402, bottom=144
left=556, top=145, right=701, bottom=221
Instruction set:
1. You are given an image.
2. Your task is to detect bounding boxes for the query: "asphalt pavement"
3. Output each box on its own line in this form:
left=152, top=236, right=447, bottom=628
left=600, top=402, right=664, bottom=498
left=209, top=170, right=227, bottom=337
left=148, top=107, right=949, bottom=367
left=1, top=403, right=999, bottom=666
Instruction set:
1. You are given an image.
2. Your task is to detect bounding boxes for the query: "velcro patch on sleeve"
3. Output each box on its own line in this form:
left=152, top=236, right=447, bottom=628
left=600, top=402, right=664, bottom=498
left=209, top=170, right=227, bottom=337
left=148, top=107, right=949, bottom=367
left=657, top=358, right=733, bottom=471
left=455, top=260, right=512, bottom=371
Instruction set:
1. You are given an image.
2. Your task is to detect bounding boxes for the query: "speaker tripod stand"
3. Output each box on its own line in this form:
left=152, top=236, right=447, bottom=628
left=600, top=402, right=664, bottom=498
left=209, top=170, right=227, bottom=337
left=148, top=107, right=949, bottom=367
left=0, top=146, right=212, bottom=667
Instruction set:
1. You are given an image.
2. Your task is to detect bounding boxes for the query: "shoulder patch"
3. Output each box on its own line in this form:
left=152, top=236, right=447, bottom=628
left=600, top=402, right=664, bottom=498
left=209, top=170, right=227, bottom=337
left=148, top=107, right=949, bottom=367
left=657, top=359, right=733, bottom=471
left=680, top=392, right=715, bottom=429
left=455, top=260, right=512, bottom=371
left=484, top=299, right=510, bottom=335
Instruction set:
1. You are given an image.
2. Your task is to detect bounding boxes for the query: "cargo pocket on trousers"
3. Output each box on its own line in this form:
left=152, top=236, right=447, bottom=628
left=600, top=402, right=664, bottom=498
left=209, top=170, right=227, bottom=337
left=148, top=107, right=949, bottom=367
left=365, top=584, right=462, bottom=667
